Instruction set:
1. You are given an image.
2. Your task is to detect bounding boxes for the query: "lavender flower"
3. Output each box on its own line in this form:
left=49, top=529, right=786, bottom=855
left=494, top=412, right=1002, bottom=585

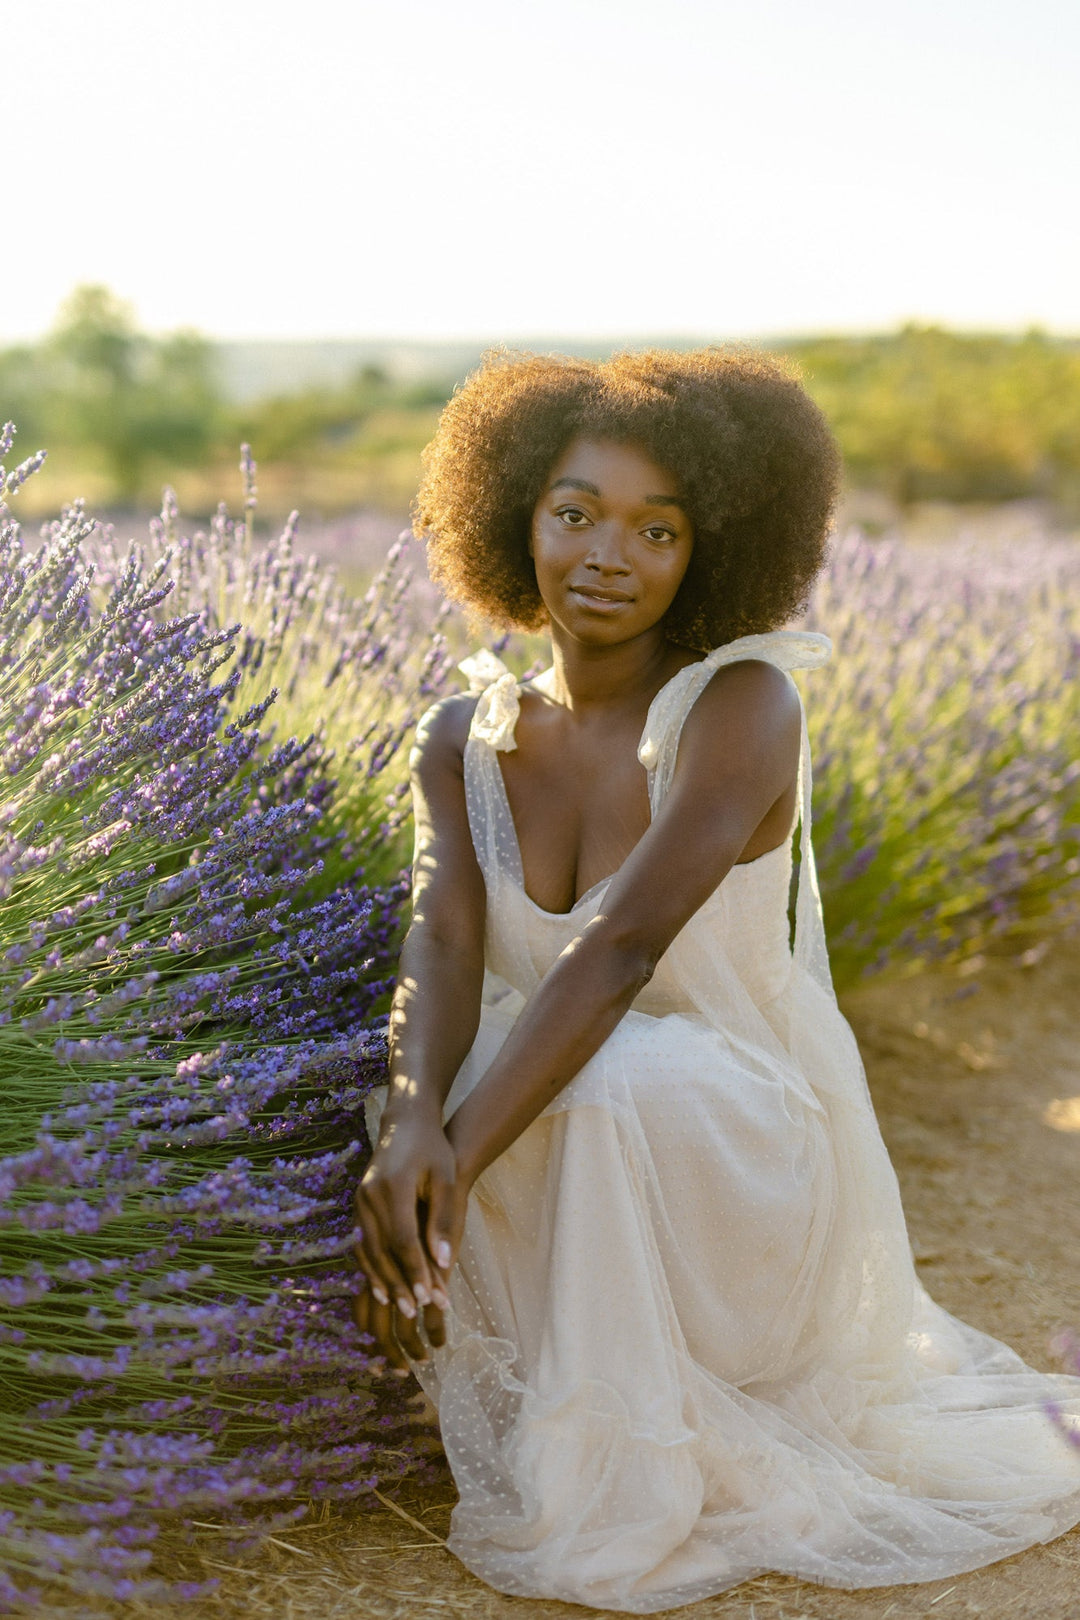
left=801, top=524, right=1080, bottom=986
left=0, top=434, right=449, bottom=1604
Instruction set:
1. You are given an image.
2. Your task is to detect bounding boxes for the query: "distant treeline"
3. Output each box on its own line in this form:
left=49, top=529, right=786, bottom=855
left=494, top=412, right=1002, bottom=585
left=3, top=285, right=1080, bottom=514
left=788, top=327, right=1080, bottom=507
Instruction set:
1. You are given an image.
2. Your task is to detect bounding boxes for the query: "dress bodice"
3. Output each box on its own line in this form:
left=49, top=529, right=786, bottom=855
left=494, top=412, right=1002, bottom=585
left=458, top=632, right=832, bottom=1013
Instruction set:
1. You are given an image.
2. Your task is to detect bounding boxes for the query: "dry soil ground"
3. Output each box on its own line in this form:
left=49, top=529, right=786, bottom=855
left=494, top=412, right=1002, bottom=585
left=35, top=943, right=1080, bottom=1620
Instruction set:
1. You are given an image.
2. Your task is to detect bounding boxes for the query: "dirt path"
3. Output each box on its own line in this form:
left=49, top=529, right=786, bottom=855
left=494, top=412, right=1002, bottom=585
left=64, top=946, right=1080, bottom=1620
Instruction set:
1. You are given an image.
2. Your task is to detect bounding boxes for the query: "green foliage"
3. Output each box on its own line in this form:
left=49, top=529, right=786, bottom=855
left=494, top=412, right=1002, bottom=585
left=5, top=288, right=1080, bottom=515
left=0, top=345, right=46, bottom=441
left=42, top=286, right=223, bottom=499
left=790, top=325, right=1080, bottom=507
left=229, top=362, right=408, bottom=462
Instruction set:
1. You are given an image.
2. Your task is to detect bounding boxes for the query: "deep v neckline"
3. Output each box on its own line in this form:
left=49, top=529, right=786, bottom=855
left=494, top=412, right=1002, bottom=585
left=491, top=754, right=790, bottom=919
left=490, top=663, right=698, bottom=919
left=488, top=661, right=789, bottom=919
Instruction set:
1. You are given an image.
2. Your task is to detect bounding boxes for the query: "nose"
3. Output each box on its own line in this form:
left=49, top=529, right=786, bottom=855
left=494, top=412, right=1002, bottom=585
left=583, top=522, right=632, bottom=574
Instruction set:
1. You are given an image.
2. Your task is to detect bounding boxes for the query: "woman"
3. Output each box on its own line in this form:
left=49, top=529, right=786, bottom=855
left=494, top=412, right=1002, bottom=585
left=352, top=348, right=1080, bottom=1611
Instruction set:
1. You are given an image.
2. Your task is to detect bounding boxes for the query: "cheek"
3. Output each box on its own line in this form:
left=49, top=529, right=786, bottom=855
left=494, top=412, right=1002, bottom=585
left=648, top=545, right=693, bottom=598
left=529, top=522, right=568, bottom=581
left=528, top=511, right=555, bottom=566
left=528, top=536, right=561, bottom=604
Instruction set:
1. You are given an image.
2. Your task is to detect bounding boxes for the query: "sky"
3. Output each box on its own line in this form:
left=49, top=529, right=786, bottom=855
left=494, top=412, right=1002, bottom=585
left=5, top=0, right=1079, bottom=343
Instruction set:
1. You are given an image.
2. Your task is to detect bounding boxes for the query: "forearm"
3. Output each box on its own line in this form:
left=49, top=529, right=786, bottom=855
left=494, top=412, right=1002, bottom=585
left=383, top=923, right=485, bottom=1125
left=445, top=918, right=653, bottom=1183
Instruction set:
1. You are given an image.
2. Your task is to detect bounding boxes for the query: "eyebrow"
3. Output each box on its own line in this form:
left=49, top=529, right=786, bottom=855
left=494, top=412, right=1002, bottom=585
left=548, top=477, right=687, bottom=509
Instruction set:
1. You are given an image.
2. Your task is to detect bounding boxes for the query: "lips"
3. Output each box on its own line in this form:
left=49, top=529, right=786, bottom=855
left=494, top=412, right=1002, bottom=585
left=570, top=586, right=633, bottom=605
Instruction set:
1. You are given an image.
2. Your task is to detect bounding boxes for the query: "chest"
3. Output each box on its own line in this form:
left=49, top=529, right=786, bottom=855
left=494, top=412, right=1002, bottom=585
left=496, top=714, right=653, bottom=915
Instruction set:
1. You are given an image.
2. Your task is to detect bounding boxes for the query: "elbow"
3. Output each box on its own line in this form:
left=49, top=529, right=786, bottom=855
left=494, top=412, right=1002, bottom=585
left=574, top=916, right=663, bottom=1004
left=624, top=941, right=661, bottom=997
left=407, top=898, right=485, bottom=962
left=400, top=915, right=485, bottom=992
left=612, top=940, right=662, bottom=1010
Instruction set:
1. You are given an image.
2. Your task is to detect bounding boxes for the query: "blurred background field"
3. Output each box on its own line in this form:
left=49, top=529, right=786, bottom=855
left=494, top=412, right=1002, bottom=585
left=7, top=285, right=1080, bottom=541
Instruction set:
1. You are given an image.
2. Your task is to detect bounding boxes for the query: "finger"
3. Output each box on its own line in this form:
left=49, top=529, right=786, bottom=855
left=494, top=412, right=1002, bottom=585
left=353, top=1284, right=385, bottom=1349
left=353, top=1237, right=393, bottom=1308
left=387, top=1198, right=439, bottom=1314
left=370, top=1296, right=411, bottom=1375
left=352, top=1283, right=369, bottom=1336
left=392, top=1300, right=429, bottom=1364
left=432, top=1177, right=471, bottom=1283
left=359, top=1221, right=444, bottom=1353
left=352, top=1199, right=391, bottom=1301
left=355, top=1182, right=413, bottom=1302
left=422, top=1297, right=447, bottom=1349
left=424, top=1178, right=459, bottom=1300
left=356, top=1202, right=419, bottom=1314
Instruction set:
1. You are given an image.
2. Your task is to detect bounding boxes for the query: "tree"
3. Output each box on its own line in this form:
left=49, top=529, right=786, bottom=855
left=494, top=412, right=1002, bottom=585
left=46, top=284, right=222, bottom=501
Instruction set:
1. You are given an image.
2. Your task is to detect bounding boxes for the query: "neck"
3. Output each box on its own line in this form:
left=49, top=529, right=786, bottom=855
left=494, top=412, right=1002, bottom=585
left=542, top=626, right=680, bottom=712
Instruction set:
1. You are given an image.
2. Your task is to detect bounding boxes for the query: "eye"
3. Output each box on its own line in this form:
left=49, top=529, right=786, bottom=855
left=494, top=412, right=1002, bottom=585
left=643, top=524, right=677, bottom=543
left=555, top=505, right=591, bottom=528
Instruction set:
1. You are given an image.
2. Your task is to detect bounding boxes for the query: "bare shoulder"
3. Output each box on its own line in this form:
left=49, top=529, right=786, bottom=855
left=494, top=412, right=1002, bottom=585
left=409, top=693, right=484, bottom=886
left=678, top=657, right=801, bottom=771
left=408, top=692, right=487, bottom=930
left=410, top=692, right=479, bottom=778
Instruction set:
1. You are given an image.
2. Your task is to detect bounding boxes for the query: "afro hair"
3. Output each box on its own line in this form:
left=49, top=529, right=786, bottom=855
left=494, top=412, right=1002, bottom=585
left=414, top=346, right=841, bottom=652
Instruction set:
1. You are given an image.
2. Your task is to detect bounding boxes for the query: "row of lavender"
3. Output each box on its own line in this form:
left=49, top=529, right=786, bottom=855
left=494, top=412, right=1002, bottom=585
left=0, top=436, right=454, bottom=1606
left=2, top=425, right=1079, bottom=1604
left=804, top=524, right=1080, bottom=984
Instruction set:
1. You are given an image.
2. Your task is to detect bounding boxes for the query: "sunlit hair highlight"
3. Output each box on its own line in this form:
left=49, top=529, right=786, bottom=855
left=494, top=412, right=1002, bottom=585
left=414, top=346, right=841, bottom=651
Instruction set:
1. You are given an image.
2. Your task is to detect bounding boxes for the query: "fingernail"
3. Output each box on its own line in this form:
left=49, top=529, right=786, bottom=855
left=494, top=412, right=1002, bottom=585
left=413, top=1282, right=430, bottom=1307
left=372, top=1284, right=389, bottom=1306
left=431, top=1288, right=450, bottom=1311
left=391, top=1366, right=412, bottom=1380
left=436, top=1240, right=452, bottom=1269
left=396, top=1292, right=417, bottom=1319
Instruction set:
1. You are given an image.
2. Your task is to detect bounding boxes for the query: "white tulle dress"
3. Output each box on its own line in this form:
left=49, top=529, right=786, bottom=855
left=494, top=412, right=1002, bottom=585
left=364, top=631, right=1080, bottom=1611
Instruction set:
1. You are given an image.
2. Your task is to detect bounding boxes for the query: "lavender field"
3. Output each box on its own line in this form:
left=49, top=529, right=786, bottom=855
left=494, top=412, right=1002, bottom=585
left=2, top=429, right=1079, bottom=1606
left=298, top=492, right=1080, bottom=987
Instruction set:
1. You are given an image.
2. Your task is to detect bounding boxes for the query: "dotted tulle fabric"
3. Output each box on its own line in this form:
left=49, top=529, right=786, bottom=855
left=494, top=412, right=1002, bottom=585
left=365, top=632, right=1080, bottom=1611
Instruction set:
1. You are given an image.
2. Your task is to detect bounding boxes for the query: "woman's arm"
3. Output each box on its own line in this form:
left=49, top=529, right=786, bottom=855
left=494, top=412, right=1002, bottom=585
left=444, top=659, right=802, bottom=1187
left=352, top=694, right=486, bottom=1364
left=384, top=695, right=487, bottom=1123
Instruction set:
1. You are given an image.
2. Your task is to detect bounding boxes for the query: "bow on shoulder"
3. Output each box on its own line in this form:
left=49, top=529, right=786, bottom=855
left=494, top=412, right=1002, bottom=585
left=458, top=651, right=521, bottom=752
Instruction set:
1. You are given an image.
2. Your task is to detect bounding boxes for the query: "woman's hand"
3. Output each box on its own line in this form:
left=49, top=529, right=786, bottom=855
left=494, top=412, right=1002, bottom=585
left=351, top=1105, right=471, bottom=1368
left=353, top=1288, right=445, bottom=1375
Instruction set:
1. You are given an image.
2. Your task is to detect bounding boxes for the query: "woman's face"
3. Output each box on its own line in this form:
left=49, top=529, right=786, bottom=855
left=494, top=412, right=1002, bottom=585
left=529, top=437, right=694, bottom=646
